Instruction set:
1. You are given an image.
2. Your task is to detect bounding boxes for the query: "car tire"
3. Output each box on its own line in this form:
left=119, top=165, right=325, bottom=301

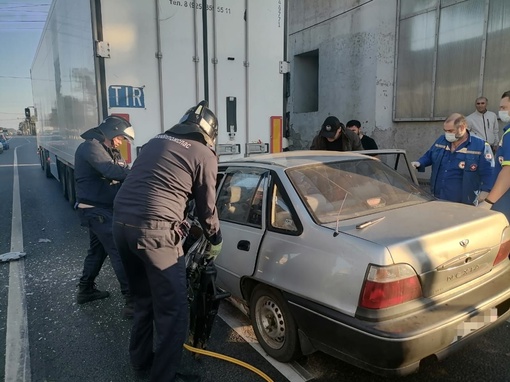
left=250, top=285, right=301, bottom=362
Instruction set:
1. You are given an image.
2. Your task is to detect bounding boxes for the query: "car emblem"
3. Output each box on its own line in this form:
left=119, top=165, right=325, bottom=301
left=459, top=239, right=469, bottom=247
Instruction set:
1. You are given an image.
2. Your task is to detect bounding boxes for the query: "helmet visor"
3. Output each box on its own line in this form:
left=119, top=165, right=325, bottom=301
left=122, top=126, right=135, bottom=141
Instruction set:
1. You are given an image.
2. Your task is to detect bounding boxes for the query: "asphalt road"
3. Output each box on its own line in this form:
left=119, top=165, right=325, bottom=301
left=1, top=136, right=510, bottom=382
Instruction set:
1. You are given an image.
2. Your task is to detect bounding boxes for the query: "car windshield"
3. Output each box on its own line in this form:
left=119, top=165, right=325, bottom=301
left=287, top=158, right=433, bottom=223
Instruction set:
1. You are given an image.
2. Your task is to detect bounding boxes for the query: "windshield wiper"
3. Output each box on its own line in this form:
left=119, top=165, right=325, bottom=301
left=356, top=216, right=385, bottom=229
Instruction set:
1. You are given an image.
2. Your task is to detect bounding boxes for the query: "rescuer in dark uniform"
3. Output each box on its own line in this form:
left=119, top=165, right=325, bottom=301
left=112, top=101, right=222, bottom=382
left=74, top=115, right=135, bottom=318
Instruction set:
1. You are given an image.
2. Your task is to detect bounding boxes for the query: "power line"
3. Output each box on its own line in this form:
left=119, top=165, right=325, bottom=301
left=0, top=75, right=31, bottom=79
left=0, top=3, right=50, bottom=10
left=0, top=20, right=45, bottom=23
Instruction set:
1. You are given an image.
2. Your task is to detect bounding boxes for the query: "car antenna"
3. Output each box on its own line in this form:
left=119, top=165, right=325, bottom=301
left=333, top=195, right=347, bottom=237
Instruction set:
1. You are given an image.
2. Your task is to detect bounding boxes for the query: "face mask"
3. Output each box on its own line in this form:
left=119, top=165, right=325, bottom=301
left=499, top=110, right=510, bottom=123
left=445, top=132, right=458, bottom=142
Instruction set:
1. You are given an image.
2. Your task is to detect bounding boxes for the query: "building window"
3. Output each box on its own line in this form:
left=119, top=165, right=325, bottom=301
left=293, top=50, right=319, bottom=113
left=394, top=0, right=510, bottom=121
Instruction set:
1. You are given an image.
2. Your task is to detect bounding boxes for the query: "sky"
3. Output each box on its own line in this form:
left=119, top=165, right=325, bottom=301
left=0, top=1, right=50, bottom=130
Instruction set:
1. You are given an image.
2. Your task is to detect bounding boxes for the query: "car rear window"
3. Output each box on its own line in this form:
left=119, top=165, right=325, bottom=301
left=287, top=158, right=432, bottom=223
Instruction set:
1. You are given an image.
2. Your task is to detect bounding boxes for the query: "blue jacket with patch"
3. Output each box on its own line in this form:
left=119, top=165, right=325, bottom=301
left=491, top=124, right=510, bottom=220
left=416, top=133, right=494, bottom=205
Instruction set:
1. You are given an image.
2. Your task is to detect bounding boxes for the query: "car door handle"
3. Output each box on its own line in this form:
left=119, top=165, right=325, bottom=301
left=237, top=240, right=250, bottom=251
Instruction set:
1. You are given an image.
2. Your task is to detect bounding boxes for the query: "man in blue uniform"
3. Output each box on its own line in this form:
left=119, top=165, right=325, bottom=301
left=412, top=113, right=494, bottom=205
left=113, top=101, right=222, bottom=382
left=478, top=91, right=510, bottom=220
left=74, top=115, right=134, bottom=318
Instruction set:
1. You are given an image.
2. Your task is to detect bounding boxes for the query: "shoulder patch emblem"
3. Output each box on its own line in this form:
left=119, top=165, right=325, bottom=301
left=459, top=161, right=465, bottom=169
left=470, top=163, right=477, bottom=171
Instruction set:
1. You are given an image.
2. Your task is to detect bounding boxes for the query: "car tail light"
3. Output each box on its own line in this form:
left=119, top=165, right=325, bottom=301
left=359, top=264, right=422, bottom=309
left=493, top=238, right=510, bottom=266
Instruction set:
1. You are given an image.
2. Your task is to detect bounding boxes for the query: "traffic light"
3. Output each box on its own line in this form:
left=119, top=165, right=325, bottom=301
left=25, top=107, right=30, bottom=118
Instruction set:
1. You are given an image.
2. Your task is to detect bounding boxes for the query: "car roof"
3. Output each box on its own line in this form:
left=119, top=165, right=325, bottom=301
left=219, top=149, right=407, bottom=169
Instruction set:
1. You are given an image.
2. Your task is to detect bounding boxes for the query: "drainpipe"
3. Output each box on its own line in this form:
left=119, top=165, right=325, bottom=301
left=155, top=0, right=164, bottom=132
left=244, top=0, right=250, bottom=156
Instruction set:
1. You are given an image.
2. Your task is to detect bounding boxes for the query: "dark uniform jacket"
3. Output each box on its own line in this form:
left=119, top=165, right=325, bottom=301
left=310, top=128, right=363, bottom=151
left=113, top=132, right=222, bottom=245
left=74, top=139, right=130, bottom=208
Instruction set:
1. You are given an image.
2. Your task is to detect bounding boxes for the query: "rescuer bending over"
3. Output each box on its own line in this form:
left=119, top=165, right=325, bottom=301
left=112, top=101, right=222, bottom=382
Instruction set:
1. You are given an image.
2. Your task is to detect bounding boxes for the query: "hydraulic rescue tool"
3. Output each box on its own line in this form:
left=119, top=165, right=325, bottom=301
left=182, top=219, right=230, bottom=350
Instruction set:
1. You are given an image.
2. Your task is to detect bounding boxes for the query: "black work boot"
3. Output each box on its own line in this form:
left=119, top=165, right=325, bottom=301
left=76, top=282, right=110, bottom=304
left=122, top=294, right=135, bottom=319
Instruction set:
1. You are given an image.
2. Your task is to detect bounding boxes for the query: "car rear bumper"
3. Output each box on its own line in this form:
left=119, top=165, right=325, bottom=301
left=286, top=265, right=510, bottom=376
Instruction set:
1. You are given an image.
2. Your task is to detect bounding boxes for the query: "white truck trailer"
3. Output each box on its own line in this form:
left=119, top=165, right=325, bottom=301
left=31, top=0, right=287, bottom=205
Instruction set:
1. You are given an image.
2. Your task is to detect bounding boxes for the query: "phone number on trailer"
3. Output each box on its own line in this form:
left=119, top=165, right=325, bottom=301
left=170, top=1, right=232, bottom=14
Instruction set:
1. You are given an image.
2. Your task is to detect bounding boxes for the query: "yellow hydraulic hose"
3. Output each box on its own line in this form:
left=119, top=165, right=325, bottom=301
left=183, top=343, right=274, bottom=382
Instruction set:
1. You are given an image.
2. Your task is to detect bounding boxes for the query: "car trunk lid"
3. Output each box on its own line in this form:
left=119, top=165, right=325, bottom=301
left=334, top=201, right=509, bottom=298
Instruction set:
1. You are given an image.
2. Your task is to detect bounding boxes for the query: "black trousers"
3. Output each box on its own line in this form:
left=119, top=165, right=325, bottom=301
left=112, top=218, right=187, bottom=382
left=78, top=207, right=129, bottom=294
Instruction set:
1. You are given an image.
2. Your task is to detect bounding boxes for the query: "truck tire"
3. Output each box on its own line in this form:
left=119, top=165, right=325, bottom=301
left=38, top=148, right=45, bottom=171
left=58, top=161, right=68, bottom=200
left=66, top=166, right=75, bottom=206
left=44, top=157, right=52, bottom=178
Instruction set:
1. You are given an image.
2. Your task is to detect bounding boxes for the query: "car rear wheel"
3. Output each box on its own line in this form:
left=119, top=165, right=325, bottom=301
left=250, top=285, right=301, bottom=362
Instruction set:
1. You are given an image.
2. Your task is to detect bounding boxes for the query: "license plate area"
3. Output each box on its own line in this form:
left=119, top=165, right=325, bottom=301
left=451, top=308, right=498, bottom=344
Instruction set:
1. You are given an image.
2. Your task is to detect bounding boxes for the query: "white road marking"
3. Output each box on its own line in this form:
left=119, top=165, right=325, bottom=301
left=0, top=164, right=40, bottom=168
left=218, top=303, right=312, bottom=382
left=4, top=148, right=31, bottom=382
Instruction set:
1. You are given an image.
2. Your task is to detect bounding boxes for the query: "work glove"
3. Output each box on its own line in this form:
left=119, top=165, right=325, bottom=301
left=411, top=161, right=420, bottom=169
left=176, top=220, right=191, bottom=240
left=476, top=191, right=489, bottom=203
left=477, top=200, right=493, bottom=210
left=206, top=241, right=223, bottom=261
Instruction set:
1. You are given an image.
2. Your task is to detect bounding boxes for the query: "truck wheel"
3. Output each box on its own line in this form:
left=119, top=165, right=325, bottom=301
left=44, top=157, right=52, bottom=178
left=38, top=149, right=45, bottom=171
left=59, top=161, right=68, bottom=200
left=66, top=167, right=75, bottom=206
left=250, top=285, right=301, bottom=362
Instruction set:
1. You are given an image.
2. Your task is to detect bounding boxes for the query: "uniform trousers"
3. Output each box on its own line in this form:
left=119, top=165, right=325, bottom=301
left=112, top=218, right=187, bottom=382
left=78, top=207, right=129, bottom=294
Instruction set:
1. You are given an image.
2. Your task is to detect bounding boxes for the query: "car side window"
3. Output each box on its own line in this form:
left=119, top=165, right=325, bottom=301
left=217, top=170, right=264, bottom=227
left=270, top=184, right=298, bottom=232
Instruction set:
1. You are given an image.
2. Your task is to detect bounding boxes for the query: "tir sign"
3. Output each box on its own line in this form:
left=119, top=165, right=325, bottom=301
left=108, top=85, right=145, bottom=108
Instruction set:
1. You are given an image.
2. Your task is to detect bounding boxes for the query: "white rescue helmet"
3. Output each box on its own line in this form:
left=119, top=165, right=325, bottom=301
left=81, top=115, right=135, bottom=142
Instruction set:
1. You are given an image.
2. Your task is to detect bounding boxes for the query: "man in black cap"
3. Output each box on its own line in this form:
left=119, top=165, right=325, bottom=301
left=74, top=115, right=135, bottom=319
left=310, top=116, right=362, bottom=151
